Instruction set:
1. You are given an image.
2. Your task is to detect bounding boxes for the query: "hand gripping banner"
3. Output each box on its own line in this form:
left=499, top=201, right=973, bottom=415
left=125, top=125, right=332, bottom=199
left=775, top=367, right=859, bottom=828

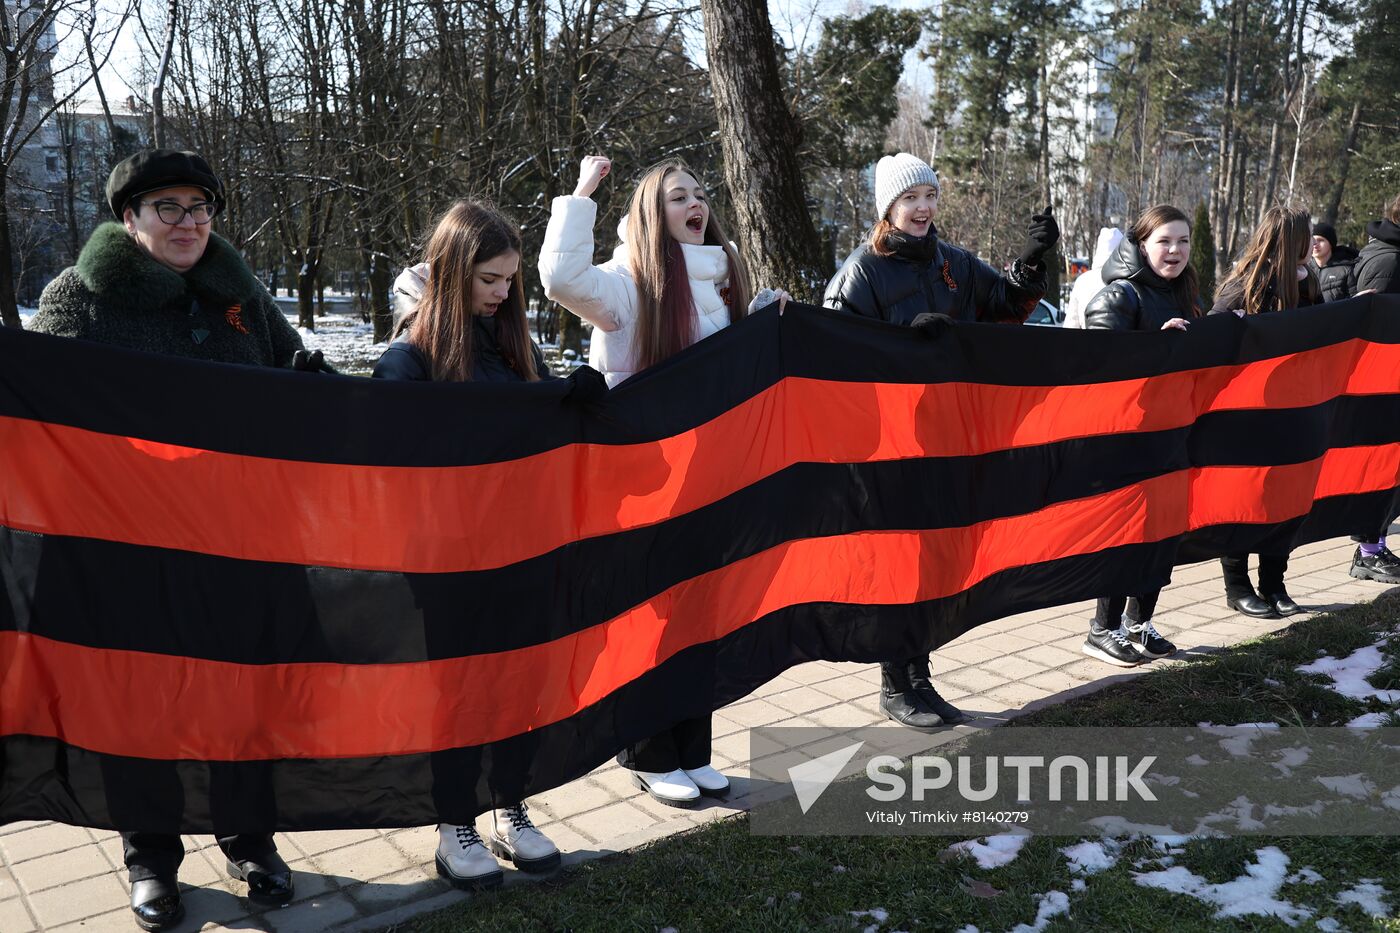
left=1, top=296, right=1398, bottom=832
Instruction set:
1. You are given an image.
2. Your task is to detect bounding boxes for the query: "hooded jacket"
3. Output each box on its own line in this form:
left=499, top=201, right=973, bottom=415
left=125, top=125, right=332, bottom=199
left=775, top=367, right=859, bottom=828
left=1315, top=244, right=1359, bottom=304
left=375, top=261, right=554, bottom=383
left=538, top=195, right=735, bottom=387
left=1354, top=219, right=1400, bottom=295
left=31, top=221, right=305, bottom=367
left=822, top=227, right=1042, bottom=326
left=1083, top=234, right=1196, bottom=331
left=1062, top=228, right=1124, bottom=329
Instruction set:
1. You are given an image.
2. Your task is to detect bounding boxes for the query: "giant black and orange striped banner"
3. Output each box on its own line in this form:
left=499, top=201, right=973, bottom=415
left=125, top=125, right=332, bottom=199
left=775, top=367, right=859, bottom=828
left=1, top=295, right=1398, bottom=832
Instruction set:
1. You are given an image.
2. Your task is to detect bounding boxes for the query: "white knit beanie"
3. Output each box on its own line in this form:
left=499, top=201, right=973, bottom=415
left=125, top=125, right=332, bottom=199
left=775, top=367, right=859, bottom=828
left=874, top=153, right=939, bottom=222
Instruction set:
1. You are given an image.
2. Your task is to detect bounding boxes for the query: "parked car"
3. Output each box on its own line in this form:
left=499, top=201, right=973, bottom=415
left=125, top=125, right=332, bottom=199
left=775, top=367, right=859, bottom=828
left=1026, top=299, right=1064, bottom=326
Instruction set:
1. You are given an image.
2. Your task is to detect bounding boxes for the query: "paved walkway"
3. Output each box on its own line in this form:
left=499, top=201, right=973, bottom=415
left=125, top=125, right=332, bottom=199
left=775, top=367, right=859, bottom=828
left=1, top=534, right=1393, bottom=932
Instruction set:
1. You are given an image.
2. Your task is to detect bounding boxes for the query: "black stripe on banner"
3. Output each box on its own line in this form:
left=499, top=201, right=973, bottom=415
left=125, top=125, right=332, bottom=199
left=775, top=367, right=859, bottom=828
left=6, top=394, right=1399, bottom=664
left=4, top=295, right=1397, bottom=467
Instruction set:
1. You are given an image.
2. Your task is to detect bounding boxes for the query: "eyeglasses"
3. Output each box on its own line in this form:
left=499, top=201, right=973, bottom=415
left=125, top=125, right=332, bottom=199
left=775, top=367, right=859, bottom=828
left=141, top=199, right=220, bottom=225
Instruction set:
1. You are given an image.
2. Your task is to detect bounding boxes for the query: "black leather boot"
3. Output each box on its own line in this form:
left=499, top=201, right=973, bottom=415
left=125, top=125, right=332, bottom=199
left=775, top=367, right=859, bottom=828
left=1257, top=554, right=1301, bottom=616
left=1220, top=554, right=1277, bottom=618
left=130, top=876, right=183, bottom=931
left=226, top=849, right=294, bottom=906
left=879, top=661, right=950, bottom=731
left=906, top=656, right=967, bottom=724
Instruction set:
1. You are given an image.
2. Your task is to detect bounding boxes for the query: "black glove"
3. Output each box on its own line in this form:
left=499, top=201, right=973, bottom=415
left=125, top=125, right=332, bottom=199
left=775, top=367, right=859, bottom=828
left=1018, top=205, right=1060, bottom=267
left=565, top=364, right=608, bottom=404
left=909, top=312, right=955, bottom=339
left=291, top=349, right=328, bottom=373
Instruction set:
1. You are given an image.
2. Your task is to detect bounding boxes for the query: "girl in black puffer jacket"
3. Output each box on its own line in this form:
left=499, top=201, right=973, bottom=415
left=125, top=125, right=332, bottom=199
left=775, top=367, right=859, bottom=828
left=1209, top=206, right=1323, bottom=620
left=1080, top=205, right=1201, bottom=668
left=823, top=152, right=1059, bottom=732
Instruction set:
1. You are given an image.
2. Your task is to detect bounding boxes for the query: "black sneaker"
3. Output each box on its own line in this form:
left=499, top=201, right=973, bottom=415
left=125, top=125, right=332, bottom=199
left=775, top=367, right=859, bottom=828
left=1083, top=625, right=1144, bottom=667
left=1351, top=546, right=1400, bottom=584
left=1125, top=619, right=1176, bottom=659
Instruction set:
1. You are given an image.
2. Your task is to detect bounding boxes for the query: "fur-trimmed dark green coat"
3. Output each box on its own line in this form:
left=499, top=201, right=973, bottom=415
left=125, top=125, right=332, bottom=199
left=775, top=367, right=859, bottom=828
left=32, top=222, right=305, bottom=367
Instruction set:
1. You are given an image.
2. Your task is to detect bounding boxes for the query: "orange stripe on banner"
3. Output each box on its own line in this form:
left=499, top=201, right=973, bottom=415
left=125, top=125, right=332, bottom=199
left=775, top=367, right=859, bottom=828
left=2, top=340, right=1398, bottom=573
left=2, top=443, right=1397, bottom=761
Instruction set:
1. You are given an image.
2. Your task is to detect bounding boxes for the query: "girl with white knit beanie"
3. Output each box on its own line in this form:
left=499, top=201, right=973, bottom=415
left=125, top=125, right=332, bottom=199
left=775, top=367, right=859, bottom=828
left=823, top=151, right=1059, bottom=731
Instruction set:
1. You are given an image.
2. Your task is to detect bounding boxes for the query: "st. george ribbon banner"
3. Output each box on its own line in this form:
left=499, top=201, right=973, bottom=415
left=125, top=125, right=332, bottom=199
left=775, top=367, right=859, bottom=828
left=1, top=296, right=1398, bottom=833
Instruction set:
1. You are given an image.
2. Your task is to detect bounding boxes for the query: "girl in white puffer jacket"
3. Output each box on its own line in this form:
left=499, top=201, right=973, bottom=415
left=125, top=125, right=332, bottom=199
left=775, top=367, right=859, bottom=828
left=540, top=155, right=783, bottom=387
left=538, top=155, right=785, bottom=808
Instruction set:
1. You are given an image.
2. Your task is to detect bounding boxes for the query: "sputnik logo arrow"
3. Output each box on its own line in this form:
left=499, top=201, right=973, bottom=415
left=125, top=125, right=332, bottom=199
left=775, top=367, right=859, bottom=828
left=788, top=740, right=866, bottom=814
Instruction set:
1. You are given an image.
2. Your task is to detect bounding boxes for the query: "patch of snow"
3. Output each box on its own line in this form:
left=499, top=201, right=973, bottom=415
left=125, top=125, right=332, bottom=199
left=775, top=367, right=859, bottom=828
left=1315, top=919, right=1341, bottom=932
left=1132, top=846, right=1311, bottom=926
left=1071, top=878, right=1086, bottom=892
left=1008, top=891, right=1070, bottom=933
left=1297, top=643, right=1400, bottom=704
left=944, top=832, right=1031, bottom=870
left=1273, top=746, right=1311, bottom=776
left=1264, top=678, right=1282, bottom=687
left=1347, top=712, right=1391, bottom=729
left=1061, top=839, right=1118, bottom=875
left=1317, top=774, right=1376, bottom=798
left=1198, top=722, right=1280, bottom=756
left=851, top=907, right=889, bottom=928
left=1336, top=879, right=1388, bottom=916
left=1383, top=786, right=1400, bottom=810
left=954, top=926, right=980, bottom=933
left=1147, top=772, right=1181, bottom=787
left=1286, top=867, right=1323, bottom=885
left=1185, top=754, right=1210, bottom=766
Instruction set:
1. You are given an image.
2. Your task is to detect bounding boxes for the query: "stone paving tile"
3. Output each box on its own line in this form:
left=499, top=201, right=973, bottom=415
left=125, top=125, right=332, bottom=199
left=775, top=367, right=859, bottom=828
left=343, top=866, right=445, bottom=913
left=49, top=910, right=134, bottom=933
left=284, top=829, right=382, bottom=860
left=263, top=891, right=361, bottom=933
left=26, top=872, right=126, bottom=928
left=0, top=898, right=37, bottom=933
left=0, top=825, right=94, bottom=865
left=1015, top=643, right=1084, bottom=669
left=16, top=843, right=114, bottom=894
left=809, top=673, right=879, bottom=703
left=311, top=839, right=417, bottom=887
left=566, top=801, right=656, bottom=845
left=767, top=685, right=843, bottom=715
left=534, top=778, right=618, bottom=821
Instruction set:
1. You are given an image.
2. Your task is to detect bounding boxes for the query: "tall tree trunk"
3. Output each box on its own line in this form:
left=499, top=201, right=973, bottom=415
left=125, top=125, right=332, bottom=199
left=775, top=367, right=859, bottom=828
left=151, top=0, right=179, bottom=146
left=1324, top=100, right=1362, bottom=224
left=0, top=177, right=20, bottom=328
left=699, top=0, right=826, bottom=296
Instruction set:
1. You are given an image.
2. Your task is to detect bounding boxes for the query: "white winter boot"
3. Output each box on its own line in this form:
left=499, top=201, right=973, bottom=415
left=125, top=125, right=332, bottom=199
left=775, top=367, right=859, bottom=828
left=629, top=768, right=701, bottom=807
left=435, top=822, right=503, bottom=890
left=488, top=802, right=561, bottom=873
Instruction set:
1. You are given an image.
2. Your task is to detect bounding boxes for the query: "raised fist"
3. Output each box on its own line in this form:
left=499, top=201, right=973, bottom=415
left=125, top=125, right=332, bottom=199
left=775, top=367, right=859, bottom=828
left=573, top=156, right=611, bottom=199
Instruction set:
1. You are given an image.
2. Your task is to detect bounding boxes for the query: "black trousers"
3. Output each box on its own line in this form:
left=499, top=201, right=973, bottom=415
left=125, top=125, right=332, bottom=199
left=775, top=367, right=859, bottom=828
left=1221, top=553, right=1289, bottom=598
left=617, top=716, right=712, bottom=772
left=1092, top=589, right=1162, bottom=631
left=122, top=831, right=277, bottom=883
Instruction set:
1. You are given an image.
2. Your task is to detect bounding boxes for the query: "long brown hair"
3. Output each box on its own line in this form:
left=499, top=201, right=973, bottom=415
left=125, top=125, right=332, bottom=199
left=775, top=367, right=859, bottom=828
left=394, top=200, right=538, bottom=382
left=627, top=160, right=751, bottom=371
left=1387, top=193, right=1400, bottom=225
left=1130, top=205, right=1201, bottom=317
left=869, top=219, right=902, bottom=258
left=1215, top=206, right=1314, bottom=315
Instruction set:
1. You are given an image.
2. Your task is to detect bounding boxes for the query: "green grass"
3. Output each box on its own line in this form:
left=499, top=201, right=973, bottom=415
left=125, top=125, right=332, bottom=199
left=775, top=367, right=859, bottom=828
left=390, top=596, right=1400, bottom=933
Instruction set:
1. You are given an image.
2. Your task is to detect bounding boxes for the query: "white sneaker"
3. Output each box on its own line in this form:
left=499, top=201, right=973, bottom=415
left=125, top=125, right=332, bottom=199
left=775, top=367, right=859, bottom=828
left=630, top=768, right=701, bottom=807
left=488, top=803, right=561, bottom=873
left=435, top=822, right=502, bottom=890
left=683, top=764, right=730, bottom=798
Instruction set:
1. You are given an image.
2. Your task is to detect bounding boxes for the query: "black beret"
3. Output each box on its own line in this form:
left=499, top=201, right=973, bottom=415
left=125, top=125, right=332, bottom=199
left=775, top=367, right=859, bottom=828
left=1311, top=221, right=1337, bottom=248
left=106, top=149, right=225, bottom=220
